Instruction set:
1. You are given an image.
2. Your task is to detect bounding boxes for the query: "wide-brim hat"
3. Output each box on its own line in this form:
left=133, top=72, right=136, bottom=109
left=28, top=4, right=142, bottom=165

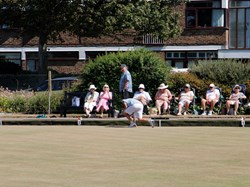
left=233, top=84, right=241, bottom=91
left=158, top=83, right=168, bottom=90
left=89, top=84, right=97, bottom=90
left=138, top=84, right=145, bottom=89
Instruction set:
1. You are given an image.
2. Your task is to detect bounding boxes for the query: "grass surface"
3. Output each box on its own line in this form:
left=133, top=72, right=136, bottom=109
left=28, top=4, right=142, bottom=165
left=0, top=126, right=250, bottom=187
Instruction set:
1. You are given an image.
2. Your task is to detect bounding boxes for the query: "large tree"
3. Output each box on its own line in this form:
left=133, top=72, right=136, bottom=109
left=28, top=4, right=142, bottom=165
left=1, top=0, right=185, bottom=73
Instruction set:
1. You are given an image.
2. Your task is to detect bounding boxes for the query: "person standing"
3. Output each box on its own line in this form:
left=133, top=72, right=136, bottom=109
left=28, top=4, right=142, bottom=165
left=119, top=64, right=133, bottom=99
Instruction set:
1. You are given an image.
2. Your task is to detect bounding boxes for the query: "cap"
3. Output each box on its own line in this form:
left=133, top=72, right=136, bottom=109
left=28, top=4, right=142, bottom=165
left=120, top=64, right=127, bottom=68
left=138, top=84, right=145, bottom=89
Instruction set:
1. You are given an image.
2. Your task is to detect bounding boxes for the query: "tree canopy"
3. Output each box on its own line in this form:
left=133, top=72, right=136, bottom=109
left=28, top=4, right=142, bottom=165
left=1, top=0, right=186, bottom=72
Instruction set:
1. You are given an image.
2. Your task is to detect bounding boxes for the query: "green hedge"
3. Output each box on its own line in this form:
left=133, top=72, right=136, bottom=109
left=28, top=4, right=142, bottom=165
left=80, top=49, right=171, bottom=108
left=0, top=90, right=63, bottom=114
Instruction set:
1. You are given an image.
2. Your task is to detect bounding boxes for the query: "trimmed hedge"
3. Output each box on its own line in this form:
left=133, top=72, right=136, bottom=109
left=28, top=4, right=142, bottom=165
left=0, top=89, right=63, bottom=114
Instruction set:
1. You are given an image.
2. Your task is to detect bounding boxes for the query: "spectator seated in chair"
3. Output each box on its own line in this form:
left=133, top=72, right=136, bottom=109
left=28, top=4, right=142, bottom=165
left=133, top=84, right=152, bottom=114
left=84, top=84, right=99, bottom=118
left=154, top=83, right=172, bottom=115
left=226, top=84, right=247, bottom=115
left=176, top=83, right=195, bottom=116
left=96, top=84, right=113, bottom=118
left=201, top=83, right=220, bottom=116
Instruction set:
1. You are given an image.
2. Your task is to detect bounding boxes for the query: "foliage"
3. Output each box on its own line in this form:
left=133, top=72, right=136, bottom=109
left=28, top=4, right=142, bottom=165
left=80, top=49, right=171, bottom=108
left=190, top=59, right=250, bottom=86
left=1, top=0, right=185, bottom=72
left=0, top=87, right=63, bottom=113
left=167, top=72, right=207, bottom=97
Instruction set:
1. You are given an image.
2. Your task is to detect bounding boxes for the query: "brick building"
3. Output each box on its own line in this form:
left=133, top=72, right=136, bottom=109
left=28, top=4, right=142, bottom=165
left=0, top=0, right=249, bottom=74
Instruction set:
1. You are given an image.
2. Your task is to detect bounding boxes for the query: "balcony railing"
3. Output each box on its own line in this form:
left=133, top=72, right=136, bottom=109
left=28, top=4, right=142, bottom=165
left=142, top=34, right=164, bottom=44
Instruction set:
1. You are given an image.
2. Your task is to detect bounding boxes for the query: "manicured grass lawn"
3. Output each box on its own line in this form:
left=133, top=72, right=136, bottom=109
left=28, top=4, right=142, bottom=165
left=0, top=126, right=250, bottom=187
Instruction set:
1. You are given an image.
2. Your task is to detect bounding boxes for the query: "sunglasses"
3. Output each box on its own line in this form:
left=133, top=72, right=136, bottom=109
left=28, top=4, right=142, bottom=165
left=104, top=87, right=109, bottom=88
left=235, top=87, right=240, bottom=89
left=209, top=87, right=214, bottom=89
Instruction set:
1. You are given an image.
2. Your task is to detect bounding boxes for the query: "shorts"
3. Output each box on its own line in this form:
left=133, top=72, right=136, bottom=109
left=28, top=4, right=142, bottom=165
left=179, top=100, right=192, bottom=107
left=124, top=103, right=143, bottom=119
left=206, top=100, right=218, bottom=105
left=229, top=100, right=239, bottom=105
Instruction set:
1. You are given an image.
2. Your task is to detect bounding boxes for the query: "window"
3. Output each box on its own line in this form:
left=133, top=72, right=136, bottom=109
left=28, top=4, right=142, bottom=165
left=166, top=51, right=218, bottom=69
left=229, top=0, right=250, bottom=48
left=186, top=1, right=225, bottom=28
left=0, top=52, right=21, bottom=65
left=26, top=51, right=79, bottom=71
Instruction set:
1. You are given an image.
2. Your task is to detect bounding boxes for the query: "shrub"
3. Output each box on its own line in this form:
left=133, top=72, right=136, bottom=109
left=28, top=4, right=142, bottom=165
left=167, top=72, right=207, bottom=97
left=80, top=49, right=171, bottom=108
left=190, top=59, right=250, bottom=86
left=0, top=87, right=63, bottom=114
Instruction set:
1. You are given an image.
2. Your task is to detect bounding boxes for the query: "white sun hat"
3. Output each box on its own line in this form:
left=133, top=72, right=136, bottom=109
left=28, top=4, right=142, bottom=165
left=89, top=84, right=97, bottom=90
left=158, top=83, right=168, bottom=90
left=138, top=84, right=145, bottom=89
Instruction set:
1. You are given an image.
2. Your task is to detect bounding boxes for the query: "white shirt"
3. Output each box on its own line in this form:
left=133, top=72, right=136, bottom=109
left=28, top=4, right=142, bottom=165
left=133, top=91, right=152, bottom=103
left=180, top=91, right=194, bottom=101
left=206, top=89, right=220, bottom=100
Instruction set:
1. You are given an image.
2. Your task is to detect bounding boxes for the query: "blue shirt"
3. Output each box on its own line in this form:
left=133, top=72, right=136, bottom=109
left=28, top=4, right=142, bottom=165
left=122, top=98, right=140, bottom=107
left=119, top=70, right=133, bottom=93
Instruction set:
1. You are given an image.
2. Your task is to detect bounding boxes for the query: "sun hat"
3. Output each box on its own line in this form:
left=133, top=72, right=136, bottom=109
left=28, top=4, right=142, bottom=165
left=185, top=83, right=190, bottom=88
left=89, top=84, right=96, bottom=90
left=233, top=84, right=241, bottom=91
left=138, top=84, right=145, bottom=89
left=209, top=83, right=215, bottom=88
left=158, top=83, right=168, bottom=90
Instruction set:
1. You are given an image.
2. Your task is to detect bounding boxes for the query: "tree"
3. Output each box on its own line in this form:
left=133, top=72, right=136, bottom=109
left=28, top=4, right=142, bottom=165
left=2, top=0, right=185, bottom=73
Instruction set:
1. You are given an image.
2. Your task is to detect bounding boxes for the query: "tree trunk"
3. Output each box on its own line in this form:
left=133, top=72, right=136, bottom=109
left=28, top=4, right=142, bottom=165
left=38, top=36, right=47, bottom=73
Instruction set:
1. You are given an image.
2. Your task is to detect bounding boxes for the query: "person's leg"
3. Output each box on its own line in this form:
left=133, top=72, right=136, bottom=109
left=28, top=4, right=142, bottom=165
left=122, top=90, right=130, bottom=99
left=234, top=101, right=239, bottom=115
left=210, top=100, right=216, bottom=111
left=201, top=99, right=208, bottom=115
left=155, top=100, right=162, bottom=115
left=184, top=101, right=190, bottom=114
left=100, top=106, right=104, bottom=118
left=226, top=100, right=230, bottom=114
left=201, top=99, right=206, bottom=110
left=177, top=102, right=182, bottom=115
left=162, top=101, right=169, bottom=114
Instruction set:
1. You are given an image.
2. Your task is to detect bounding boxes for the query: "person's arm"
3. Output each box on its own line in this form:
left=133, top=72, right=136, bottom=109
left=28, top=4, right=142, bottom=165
left=92, top=92, right=99, bottom=102
left=240, top=93, right=247, bottom=99
left=167, top=90, right=172, bottom=100
left=215, top=90, right=220, bottom=100
left=154, top=91, right=160, bottom=100
left=84, top=92, right=90, bottom=102
left=190, top=91, right=194, bottom=101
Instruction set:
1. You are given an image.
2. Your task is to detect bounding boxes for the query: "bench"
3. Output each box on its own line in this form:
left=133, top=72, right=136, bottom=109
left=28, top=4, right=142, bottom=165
left=60, top=91, right=114, bottom=118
